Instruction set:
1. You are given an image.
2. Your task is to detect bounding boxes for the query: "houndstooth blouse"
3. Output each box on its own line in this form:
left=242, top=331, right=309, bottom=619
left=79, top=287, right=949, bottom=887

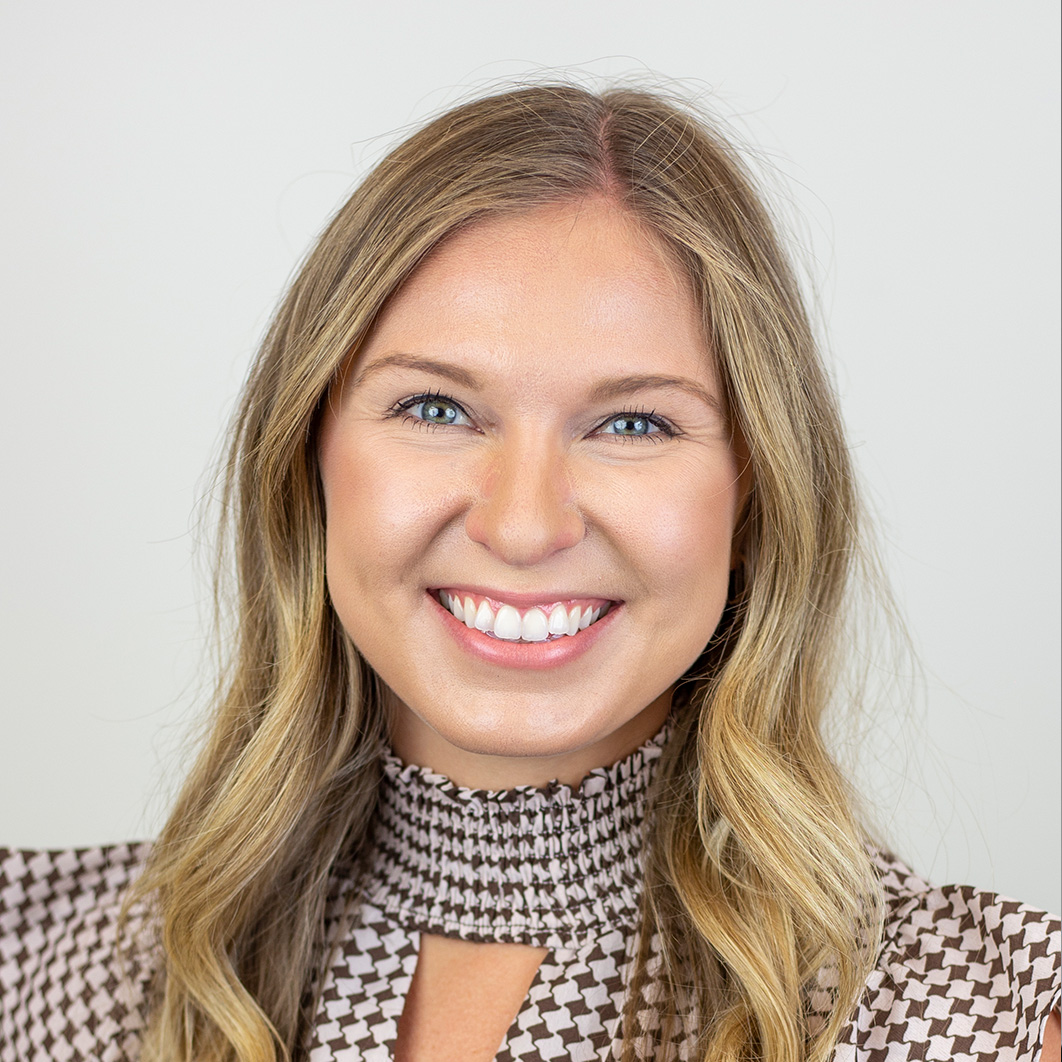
left=2, top=729, right=1059, bottom=1061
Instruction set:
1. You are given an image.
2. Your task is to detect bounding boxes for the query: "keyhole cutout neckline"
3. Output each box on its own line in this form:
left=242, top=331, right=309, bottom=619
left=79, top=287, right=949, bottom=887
left=393, top=935, right=549, bottom=1062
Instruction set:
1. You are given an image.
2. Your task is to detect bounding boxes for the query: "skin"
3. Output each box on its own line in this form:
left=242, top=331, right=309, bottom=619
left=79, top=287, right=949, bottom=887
left=318, top=197, right=746, bottom=792
left=1044, top=1011, right=1060, bottom=1062
left=317, top=198, right=745, bottom=1060
left=315, top=197, right=1062, bottom=1062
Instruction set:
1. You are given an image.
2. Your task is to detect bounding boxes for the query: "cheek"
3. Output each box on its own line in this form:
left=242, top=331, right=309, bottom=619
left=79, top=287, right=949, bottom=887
left=320, top=437, right=394, bottom=597
left=651, top=509, right=734, bottom=643
left=319, top=440, right=460, bottom=601
left=611, top=463, right=740, bottom=674
left=606, top=460, right=740, bottom=594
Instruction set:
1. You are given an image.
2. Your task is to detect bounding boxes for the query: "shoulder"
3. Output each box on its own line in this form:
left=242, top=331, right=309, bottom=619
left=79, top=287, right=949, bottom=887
left=834, top=849, right=1061, bottom=1061
left=0, top=843, right=156, bottom=1062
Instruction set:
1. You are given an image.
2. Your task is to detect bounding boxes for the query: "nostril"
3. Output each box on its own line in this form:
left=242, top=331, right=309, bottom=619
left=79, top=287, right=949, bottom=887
left=464, top=496, right=584, bottom=566
left=464, top=445, right=583, bottom=560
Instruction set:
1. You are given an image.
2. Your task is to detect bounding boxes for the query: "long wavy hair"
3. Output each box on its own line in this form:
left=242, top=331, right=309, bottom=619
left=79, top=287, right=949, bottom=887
left=125, top=83, right=884, bottom=1062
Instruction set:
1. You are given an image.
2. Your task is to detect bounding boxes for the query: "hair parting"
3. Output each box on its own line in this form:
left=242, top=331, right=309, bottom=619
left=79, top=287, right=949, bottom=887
left=124, top=82, right=886, bottom=1062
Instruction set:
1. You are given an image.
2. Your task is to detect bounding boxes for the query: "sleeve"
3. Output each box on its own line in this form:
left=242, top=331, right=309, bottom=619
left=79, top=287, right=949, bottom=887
left=0, top=843, right=155, bottom=1062
left=829, top=849, right=1061, bottom=1061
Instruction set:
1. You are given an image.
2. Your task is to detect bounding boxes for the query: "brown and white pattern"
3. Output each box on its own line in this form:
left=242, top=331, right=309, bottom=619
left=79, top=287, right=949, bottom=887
left=2, top=729, right=1059, bottom=1061
left=307, top=731, right=667, bottom=1061
left=0, top=843, right=154, bottom=1062
left=359, top=733, right=661, bottom=952
left=833, top=852, right=1061, bottom=1062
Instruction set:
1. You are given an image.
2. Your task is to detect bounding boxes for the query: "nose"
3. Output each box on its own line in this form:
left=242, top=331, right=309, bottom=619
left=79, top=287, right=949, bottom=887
left=465, top=436, right=585, bottom=566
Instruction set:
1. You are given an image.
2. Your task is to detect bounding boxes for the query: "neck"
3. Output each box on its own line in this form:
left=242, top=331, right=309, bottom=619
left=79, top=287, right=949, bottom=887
left=387, top=687, right=673, bottom=788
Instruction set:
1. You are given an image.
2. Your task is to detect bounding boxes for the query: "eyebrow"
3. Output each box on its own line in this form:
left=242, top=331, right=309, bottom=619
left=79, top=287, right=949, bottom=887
left=350, top=353, right=723, bottom=416
left=588, top=374, right=724, bottom=416
left=350, top=352, right=482, bottom=391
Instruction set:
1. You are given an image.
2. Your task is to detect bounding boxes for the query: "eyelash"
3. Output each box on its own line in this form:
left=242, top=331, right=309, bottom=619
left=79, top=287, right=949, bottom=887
left=386, top=392, right=680, bottom=441
left=387, top=391, right=472, bottom=432
left=595, top=407, right=679, bottom=443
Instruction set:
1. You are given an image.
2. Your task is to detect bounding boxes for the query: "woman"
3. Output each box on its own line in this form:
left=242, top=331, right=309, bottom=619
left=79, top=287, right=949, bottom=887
left=1, top=84, right=1058, bottom=1062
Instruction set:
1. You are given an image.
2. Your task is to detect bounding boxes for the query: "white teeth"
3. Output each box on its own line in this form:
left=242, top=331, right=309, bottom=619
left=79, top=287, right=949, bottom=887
left=493, top=604, right=522, bottom=641
left=521, top=608, right=549, bottom=642
left=440, top=593, right=610, bottom=641
left=474, top=600, right=494, bottom=632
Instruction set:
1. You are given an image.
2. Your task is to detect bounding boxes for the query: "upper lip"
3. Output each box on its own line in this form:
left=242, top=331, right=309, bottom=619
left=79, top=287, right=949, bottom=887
left=430, top=585, right=619, bottom=609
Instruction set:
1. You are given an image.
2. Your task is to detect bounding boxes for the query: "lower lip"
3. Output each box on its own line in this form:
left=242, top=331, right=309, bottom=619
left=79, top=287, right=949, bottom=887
left=430, top=593, right=621, bottom=670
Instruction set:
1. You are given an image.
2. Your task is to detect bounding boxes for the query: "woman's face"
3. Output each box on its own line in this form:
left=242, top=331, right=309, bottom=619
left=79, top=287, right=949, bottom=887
left=317, top=198, right=746, bottom=786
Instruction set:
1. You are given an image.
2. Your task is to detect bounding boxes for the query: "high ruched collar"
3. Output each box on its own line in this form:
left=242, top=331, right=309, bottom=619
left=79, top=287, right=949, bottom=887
left=359, top=726, right=668, bottom=952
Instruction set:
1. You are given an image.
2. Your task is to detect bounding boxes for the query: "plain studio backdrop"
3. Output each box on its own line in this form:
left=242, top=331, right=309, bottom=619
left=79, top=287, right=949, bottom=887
left=1, top=1, right=1058, bottom=913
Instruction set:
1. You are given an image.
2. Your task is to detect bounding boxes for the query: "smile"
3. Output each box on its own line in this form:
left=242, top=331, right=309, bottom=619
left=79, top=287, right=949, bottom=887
left=435, top=590, right=613, bottom=642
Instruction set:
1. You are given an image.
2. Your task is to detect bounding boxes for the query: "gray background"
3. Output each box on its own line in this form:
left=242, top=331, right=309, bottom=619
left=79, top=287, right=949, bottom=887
left=1, top=1, right=1058, bottom=913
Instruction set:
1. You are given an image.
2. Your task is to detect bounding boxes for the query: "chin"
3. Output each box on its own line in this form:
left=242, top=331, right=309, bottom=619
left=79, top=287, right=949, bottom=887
left=443, top=722, right=595, bottom=762
left=435, top=698, right=606, bottom=758
left=385, top=679, right=673, bottom=788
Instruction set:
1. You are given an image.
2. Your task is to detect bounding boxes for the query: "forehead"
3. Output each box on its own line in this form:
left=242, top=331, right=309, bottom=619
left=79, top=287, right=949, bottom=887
left=358, top=198, right=716, bottom=391
left=415, top=197, right=696, bottom=301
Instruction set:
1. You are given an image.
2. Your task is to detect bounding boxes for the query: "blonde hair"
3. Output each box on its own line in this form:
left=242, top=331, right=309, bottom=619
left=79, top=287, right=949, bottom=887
left=127, top=83, right=884, bottom=1061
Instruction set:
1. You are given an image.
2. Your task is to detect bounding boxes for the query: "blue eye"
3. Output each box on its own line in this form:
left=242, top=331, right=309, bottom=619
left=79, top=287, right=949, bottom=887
left=599, top=412, right=672, bottom=438
left=606, top=415, right=654, bottom=435
left=395, top=393, right=470, bottom=427
left=417, top=398, right=462, bottom=425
